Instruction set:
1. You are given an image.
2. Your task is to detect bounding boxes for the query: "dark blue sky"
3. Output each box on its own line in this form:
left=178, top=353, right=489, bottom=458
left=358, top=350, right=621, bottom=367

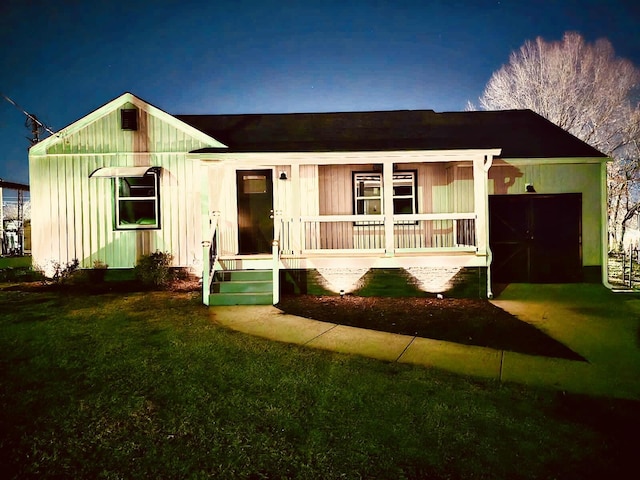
left=1, top=0, right=639, bottom=185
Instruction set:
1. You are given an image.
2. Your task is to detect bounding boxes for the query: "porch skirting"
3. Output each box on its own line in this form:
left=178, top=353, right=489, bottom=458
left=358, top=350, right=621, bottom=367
left=280, top=267, right=489, bottom=299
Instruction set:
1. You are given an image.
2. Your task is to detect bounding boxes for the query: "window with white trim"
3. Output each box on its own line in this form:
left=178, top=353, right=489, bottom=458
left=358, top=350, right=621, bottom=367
left=115, top=171, right=160, bottom=229
left=354, top=173, right=383, bottom=215
left=392, top=172, right=416, bottom=214
left=353, top=171, right=417, bottom=218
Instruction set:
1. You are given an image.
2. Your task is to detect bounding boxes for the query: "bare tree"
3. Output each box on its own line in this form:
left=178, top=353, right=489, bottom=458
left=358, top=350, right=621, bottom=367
left=475, top=32, right=640, bottom=251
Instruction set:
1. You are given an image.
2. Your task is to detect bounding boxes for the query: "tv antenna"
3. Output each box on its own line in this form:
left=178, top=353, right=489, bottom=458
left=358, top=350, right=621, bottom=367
left=1, top=92, right=57, bottom=145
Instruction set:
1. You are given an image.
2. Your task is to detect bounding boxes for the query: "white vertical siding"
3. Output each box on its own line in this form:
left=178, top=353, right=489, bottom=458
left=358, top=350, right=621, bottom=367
left=211, top=164, right=239, bottom=255
left=319, top=164, right=369, bottom=215
left=30, top=102, right=213, bottom=272
left=488, top=161, right=602, bottom=266
left=300, top=165, right=319, bottom=216
left=316, top=162, right=470, bottom=216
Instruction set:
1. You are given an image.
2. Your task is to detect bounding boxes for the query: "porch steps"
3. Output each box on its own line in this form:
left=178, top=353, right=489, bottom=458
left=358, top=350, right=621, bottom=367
left=209, top=269, right=273, bottom=305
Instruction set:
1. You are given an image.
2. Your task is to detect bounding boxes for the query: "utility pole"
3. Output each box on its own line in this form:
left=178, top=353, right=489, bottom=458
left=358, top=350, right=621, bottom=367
left=1, top=92, right=56, bottom=143
left=17, top=190, right=24, bottom=255
left=26, top=114, right=42, bottom=145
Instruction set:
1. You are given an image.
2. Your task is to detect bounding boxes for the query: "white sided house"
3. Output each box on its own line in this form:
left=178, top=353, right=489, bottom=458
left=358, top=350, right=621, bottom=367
left=29, top=92, right=609, bottom=304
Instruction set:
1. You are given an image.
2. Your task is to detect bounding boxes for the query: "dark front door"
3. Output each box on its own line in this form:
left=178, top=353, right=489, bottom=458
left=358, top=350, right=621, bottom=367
left=237, top=170, right=273, bottom=254
left=489, top=194, right=582, bottom=283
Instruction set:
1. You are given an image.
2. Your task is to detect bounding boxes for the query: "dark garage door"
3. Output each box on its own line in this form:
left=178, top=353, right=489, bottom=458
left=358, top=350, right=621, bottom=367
left=489, top=194, right=582, bottom=283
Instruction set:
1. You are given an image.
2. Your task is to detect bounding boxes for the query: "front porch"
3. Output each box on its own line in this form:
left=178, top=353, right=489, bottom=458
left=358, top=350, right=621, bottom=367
left=197, top=150, right=500, bottom=305
left=202, top=211, right=490, bottom=305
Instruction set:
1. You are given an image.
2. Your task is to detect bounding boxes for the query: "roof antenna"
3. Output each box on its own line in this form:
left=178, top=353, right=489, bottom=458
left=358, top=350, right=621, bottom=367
left=1, top=92, right=57, bottom=145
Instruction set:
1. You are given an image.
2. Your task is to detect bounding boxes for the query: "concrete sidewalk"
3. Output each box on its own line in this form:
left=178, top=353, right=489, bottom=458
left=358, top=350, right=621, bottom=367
left=210, top=284, right=640, bottom=400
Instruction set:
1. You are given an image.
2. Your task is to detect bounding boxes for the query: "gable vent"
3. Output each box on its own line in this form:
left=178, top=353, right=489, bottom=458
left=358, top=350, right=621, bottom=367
left=121, top=108, right=138, bottom=130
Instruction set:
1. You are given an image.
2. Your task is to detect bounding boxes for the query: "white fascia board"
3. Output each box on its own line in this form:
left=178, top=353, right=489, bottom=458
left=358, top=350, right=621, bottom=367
left=29, top=92, right=227, bottom=156
left=188, top=148, right=503, bottom=165
left=499, top=156, right=611, bottom=165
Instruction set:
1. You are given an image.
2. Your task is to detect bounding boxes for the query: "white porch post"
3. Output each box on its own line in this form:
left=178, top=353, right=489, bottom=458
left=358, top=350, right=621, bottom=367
left=473, top=154, right=493, bottom=297
left=383, top=160, right=395, bottom=255
left=200, top=163, right=211, bottom=306
left=290, top=163, right=301, bottom=255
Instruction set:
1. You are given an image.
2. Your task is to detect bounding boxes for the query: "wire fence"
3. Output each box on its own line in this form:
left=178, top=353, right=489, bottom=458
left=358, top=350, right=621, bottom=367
left=608, top=247, right=640, bottom=289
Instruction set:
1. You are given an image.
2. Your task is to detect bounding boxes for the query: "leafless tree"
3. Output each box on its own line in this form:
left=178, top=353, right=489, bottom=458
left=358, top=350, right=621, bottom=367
left=1, top=201, right=31, bottom=222
left=474, top=32, right=640, bottom=251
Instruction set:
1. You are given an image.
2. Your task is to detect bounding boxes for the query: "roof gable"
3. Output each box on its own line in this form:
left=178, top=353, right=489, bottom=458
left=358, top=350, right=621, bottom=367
left=177, top=109, right=606, bottom=159
left=30, top=92, right=226, bottom=155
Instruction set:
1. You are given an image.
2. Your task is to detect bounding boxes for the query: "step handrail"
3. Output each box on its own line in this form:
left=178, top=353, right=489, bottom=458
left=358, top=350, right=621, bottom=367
left=202, top=211, right=220, bottom=306
left=272, top=210, right=282, bottom=305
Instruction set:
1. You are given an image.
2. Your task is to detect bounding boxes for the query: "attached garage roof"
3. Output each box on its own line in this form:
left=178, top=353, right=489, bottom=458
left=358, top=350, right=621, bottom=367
left=176, top=109, right=607, bottom=159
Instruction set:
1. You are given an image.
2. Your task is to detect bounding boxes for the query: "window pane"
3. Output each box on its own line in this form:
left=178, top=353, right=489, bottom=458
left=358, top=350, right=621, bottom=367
left=364, top=199, right=381, bottom=214
left=119, top=175, right=156, bottom=197
left=393, top=185, right=413, bottom=196
left=363, top=185, right=381, bottom=197
left=393, top=198, right=414, bottom=214
left=119, top=200, right=156, bottom=225
left=243, top=175, right=267, bottom=194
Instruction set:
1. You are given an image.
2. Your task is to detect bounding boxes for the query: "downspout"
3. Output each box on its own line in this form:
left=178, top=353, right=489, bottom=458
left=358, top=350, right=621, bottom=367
left=484, top=154, right=494, bottom=299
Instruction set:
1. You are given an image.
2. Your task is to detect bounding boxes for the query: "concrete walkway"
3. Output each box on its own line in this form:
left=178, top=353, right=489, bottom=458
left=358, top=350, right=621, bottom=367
left=210, top=284, right=640, bottom=400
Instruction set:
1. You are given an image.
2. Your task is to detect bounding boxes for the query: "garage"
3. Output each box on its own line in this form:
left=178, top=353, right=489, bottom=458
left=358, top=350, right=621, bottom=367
left=489, top=194, right=582, bottom=283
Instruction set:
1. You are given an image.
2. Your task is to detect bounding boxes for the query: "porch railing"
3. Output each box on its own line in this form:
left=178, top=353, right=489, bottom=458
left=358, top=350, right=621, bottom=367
left=393, top=214, right=476, bottom=250
left=201, top=212, right=220, bottom=306
left=301, top=214, right=385, bottom=252
left=299, top=213, right=476, bottom=253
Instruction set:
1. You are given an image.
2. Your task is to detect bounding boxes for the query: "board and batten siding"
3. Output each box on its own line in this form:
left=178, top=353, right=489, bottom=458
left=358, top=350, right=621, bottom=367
left=45, top=103, right=210, bottom=155
left=317, top=162, right=474, bottom=215
left=30, top=101, right=215, bottom=272
left=488, top=161, right=602, bottom=266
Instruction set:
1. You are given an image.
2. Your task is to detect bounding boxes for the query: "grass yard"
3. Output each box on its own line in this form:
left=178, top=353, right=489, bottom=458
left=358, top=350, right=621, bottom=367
left=0, top=256, right=31, bottom=269
left=1, top=285, right=639, bottom=479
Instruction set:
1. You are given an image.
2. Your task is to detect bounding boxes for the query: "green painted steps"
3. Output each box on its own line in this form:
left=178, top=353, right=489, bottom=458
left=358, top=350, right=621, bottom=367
left=209, top=269, right=274, bottom=305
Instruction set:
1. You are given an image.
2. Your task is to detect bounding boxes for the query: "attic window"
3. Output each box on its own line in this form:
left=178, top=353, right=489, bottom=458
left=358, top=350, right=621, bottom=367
left=121, top=108, right=138, bottom=130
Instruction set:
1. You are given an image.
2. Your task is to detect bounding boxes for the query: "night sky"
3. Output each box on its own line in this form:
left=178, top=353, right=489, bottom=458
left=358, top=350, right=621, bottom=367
left=1, top=0, right=639, bottom=185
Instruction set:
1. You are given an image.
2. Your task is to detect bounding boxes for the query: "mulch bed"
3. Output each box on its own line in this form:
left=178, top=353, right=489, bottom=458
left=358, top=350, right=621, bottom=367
left=277, top=295, right=586, bottom=361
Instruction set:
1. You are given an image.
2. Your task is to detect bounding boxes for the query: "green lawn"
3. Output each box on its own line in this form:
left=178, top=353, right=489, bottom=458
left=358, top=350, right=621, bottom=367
left=0, top=256, right=31, bottom=269
left=1, top=285, right=638, bottom=479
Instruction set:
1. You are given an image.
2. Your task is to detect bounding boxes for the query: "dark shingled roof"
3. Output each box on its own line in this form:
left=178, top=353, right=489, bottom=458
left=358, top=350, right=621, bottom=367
left=176, top=109, right=606, bottom=158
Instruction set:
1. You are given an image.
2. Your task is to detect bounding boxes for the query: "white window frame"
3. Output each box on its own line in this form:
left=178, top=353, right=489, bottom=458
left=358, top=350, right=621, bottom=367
left=353, top=171, right=417, bottom=224
left=354, top=172, right=383, bottom=216
left=115, top=171, right=160, bottom=230
left=392, top=172, right=417, bottom=217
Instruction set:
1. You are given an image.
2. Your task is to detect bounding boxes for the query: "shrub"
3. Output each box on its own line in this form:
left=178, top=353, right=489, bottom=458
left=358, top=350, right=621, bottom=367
left=87, top=260, right=109, bottom=283
left=42, top=259, right=81, bottom=284
left=134, top=251, right=174, bottom=288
